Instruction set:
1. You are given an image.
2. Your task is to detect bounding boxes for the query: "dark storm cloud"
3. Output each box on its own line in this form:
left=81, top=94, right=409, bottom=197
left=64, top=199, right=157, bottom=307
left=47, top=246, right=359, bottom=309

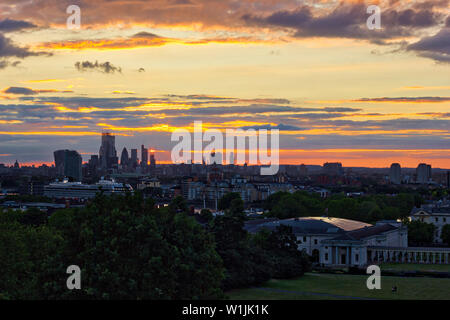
left=0, top=33, right=49, bottom=58
left=21, top=96, right=155, bottom=109
left=0, top=19, right=37, bottom=32
left=242, top=3, right=443, bottom=41
left=0, top=33, right=50, bottom=70
left=4, top=87, right=36, bottom=95
left=407, top=27, right=450, bottom=63
left=3, top=86, right=74, bottom=95
left=75, top=61, right=123, bottom=74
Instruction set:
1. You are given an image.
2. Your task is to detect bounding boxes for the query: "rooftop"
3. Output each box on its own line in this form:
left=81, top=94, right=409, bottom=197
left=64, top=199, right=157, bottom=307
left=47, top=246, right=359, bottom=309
left=245, top=217, right=372, bottom=235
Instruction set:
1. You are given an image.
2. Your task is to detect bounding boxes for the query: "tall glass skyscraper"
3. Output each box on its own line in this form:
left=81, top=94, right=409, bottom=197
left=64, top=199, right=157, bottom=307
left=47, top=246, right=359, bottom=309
left=99, top=132, right=118, bottom=170
left=54, top=149, right=82, bottom=181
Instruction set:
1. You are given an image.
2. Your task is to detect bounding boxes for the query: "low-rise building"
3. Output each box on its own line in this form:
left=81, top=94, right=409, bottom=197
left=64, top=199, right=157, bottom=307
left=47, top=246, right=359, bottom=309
left=410, top=200, right=450, bottom=243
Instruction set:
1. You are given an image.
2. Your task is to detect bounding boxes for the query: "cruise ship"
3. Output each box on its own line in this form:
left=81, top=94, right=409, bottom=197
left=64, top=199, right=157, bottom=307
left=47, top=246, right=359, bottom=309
left=44, top=179, right=133, bottom=199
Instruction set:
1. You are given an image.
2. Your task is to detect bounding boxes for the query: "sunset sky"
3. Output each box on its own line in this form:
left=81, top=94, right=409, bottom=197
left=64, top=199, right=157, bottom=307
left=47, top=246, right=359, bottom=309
left=0, top=0, right=449, bottom=168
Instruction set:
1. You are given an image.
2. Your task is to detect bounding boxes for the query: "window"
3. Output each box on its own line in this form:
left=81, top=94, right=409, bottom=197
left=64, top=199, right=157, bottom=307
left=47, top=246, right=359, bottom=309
left=355, top=254, right=359, bottom=262
left=303, top=236, right=306, bottom=242
left=435, top=218, right=439, bottom=222
left=325, top=253, right=329, bottom=261
left=314, top=239, right=318, bottom=245
left=444, top=218, right=446, bottom=223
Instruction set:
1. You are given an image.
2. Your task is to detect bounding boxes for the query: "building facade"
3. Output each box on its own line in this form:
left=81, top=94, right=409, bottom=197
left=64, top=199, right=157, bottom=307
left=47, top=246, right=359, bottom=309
left=410, top=201, right=450, bottom=243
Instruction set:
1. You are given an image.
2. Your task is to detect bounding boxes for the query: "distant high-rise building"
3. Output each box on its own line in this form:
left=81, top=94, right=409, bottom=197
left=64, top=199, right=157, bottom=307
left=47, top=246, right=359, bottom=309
left=323, top=162, right=343, bottom=176
left=150, top=152, right=156, bottom=170
left=54, top=149, right=82, bottom=181
left=13, top=160, right=19, bottom=168
left=120, top=147, right=130, bottom=168
left=416, top=163, right=432, bottom=184
left=389, top=163, right=402, bottom=184
left=99, top=132, right=118, bottom=170
left=88, top=155, right=99, bottom=175
left=141, top=145, right=148, bottom=168
left=130, top=149, right=138, bottom=168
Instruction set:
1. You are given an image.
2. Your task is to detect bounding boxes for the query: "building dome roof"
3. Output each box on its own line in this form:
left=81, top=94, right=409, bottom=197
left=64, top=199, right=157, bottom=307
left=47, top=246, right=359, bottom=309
left=245, top=217, right=372, bottom=235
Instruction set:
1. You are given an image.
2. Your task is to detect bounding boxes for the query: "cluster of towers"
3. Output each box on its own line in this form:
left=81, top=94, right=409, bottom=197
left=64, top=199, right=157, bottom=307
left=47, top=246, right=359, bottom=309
left=92, top=132, right=156, bottom=174
left=119, top=144, right=156, bottom=173
left=389, top=162, right=433, bottom=184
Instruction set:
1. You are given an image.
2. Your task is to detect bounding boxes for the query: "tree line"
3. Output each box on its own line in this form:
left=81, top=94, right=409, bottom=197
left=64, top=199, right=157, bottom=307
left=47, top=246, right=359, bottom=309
left=0, top=192, right=310, bottom=300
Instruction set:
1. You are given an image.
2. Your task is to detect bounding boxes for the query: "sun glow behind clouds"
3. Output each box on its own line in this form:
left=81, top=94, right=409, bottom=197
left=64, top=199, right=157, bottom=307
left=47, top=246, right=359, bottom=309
left=0, top=0, right=449, bottom=166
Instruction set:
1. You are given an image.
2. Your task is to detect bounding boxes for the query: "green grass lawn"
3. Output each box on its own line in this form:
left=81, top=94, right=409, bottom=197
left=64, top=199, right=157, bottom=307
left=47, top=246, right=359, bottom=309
left=227, top=273, right=450, bottom=300
left=380, top=263, right=450, bottom=272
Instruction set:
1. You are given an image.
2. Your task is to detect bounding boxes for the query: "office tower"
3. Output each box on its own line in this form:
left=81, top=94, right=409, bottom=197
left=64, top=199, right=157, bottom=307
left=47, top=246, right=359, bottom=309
left=150, top=152, right=156, bottom=171
left=120, top=147, right=130, bottom=168
left=323, top=162, right=343, bottom=176
left=389, top=163, right=402, bottom=184
left=416, top=163, right=432, bottom=184
left=141, top=145, right=148, bottom=169
left=88, top=155, right=99, bottom=175
left=99, top=132, right=118, bottom=170
left=130, top=149, right=138, bottom=168
left=54, top=149, right=82, bottom=181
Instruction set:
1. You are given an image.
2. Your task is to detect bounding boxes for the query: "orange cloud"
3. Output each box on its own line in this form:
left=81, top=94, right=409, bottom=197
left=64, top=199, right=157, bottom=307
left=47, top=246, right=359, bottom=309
left=36, top=33, right=278, bottom=51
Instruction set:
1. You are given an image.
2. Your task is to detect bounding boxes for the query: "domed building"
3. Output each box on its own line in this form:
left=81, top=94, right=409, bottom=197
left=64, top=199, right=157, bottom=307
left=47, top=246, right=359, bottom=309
left=245, top=217, right=408, bottom=267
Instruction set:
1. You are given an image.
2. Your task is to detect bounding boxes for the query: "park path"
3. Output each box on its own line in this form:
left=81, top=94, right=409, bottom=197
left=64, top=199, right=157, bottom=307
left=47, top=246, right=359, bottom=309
left=254, top=287, right=378, bottom=300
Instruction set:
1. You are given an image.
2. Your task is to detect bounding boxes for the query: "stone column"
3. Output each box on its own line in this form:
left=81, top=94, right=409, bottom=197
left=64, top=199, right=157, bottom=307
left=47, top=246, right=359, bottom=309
left=346, top=247, right=350, bottom=265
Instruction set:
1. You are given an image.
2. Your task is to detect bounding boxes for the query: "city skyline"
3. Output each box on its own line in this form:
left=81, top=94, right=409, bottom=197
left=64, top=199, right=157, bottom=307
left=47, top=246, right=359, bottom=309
left=0, top=0, right=449, bottom=168
left=2, top=131, right=450, bottom=170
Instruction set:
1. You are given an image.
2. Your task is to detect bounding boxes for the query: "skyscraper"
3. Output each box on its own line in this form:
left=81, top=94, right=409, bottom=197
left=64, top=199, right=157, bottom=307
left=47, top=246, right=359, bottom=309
left=389, top=163, right=402, bottom=184
left=99, top=132, right=118, bottom=170
left=130, top=149, right=138, bottom=168
left=416, top=163, right=432, bottom=184
left=120, top=147, right=130, bottom=168
left=141, top=145, right=148, bottom=168
left=150, top=152, right=156, bottom=171
left=54, top=149, right=82, bottom=181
